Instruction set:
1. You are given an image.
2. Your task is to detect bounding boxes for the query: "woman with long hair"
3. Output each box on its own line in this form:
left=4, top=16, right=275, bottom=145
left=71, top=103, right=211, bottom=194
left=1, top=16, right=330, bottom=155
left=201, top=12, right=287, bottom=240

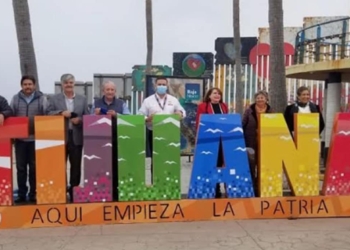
left=195, top=87, right=228, bottom=128
left=195, top=87, right=228, bottom=198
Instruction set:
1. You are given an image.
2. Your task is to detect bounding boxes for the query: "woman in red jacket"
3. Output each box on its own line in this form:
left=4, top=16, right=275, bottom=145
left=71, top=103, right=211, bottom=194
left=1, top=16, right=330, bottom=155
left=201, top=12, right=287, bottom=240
left=195, top=87, right=228, bottom=198
left=195, top=87, right=228, bottom=128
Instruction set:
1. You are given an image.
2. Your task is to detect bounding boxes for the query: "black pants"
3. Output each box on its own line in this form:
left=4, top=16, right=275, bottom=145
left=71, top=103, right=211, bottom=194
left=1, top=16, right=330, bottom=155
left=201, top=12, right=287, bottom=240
left=66, top=131, right=83, bottom=190
left=147, top=129, right=154, bottom=183
left=15, top=140, right=36, bottom=199
left=112, top=125, right=118, bottom=201
left=216, top=142, right=224, bottom=198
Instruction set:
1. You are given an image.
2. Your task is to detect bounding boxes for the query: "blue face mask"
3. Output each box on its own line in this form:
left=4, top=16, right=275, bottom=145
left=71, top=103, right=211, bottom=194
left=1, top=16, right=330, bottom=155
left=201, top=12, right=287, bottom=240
left=156, top=85, right=167, bottom=95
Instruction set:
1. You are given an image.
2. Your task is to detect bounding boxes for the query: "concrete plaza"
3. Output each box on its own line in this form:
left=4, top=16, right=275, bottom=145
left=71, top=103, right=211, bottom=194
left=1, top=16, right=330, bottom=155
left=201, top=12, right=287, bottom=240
left=0, top=218, right=350, bottom=250
left=5, top=157, right=337, bottom=250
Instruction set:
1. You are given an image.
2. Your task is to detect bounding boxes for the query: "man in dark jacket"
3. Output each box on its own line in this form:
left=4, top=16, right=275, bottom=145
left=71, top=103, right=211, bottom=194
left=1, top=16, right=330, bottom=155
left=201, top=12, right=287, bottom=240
left=92, top=81, right=130, bottom=200
left=10, top=75, right=47, bottom=204
left=0, top=95, right=13, bottom=125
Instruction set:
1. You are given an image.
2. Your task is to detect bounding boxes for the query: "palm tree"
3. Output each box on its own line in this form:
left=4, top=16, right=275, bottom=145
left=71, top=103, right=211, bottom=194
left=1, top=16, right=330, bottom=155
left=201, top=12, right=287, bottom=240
left=12, top=0, right=39, bottom=90
left=145, top=0, right=153, bottom=79
left=268, top=0, right=287, bottom=112
left=233, top=0, right=243, bottom=114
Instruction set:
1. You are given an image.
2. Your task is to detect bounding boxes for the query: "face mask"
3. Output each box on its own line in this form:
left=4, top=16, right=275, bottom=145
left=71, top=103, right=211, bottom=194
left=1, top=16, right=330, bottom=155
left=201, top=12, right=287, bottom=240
left=156, top=85, right=167, bottom=95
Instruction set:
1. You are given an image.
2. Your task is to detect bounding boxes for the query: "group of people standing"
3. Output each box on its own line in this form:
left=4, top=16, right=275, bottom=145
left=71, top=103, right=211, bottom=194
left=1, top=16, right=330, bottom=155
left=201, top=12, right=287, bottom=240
left=195, top=86, right=325, bottom=197
left=0, top=75, right=185, bottom=204
left=0, top=74, right=324, bottom=203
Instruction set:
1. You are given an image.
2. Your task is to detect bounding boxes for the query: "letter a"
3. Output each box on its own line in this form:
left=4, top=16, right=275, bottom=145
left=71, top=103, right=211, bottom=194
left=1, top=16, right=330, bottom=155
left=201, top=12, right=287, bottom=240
left=259, top=113, right=319, bottom=197
left=322, top=113, right=350, bottom=195
left=188, top=114, right=254, bottom=199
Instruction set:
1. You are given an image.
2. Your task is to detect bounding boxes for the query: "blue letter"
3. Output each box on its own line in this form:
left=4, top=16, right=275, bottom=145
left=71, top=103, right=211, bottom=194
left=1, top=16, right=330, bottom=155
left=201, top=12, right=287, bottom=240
left=188, top=114, right=254, bottom=199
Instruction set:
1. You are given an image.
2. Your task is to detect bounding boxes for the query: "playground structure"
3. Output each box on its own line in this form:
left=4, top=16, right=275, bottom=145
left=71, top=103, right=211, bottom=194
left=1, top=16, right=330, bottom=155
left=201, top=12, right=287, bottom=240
left=286, top=16, right=350, bottom=160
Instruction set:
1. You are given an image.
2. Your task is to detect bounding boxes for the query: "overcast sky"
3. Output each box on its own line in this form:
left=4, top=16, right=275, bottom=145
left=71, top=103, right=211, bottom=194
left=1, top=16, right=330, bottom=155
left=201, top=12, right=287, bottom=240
left=0, top=0, right=349, bottom=101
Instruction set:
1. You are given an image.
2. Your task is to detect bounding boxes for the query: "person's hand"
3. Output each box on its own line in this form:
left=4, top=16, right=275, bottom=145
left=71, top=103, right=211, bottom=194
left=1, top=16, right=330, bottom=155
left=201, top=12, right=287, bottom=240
left=0, top=114, right=4, bottom=126
left=61, top=110, right=71, bottom=118
left=71, top=117, right=81, bottom=125
left=107, top=110, right=116, bottom=117
left=94, top=108, right=101, bottom=115
left=146, top=114, right=155, bottom=123
left=174, top=111, right=183, bottom=118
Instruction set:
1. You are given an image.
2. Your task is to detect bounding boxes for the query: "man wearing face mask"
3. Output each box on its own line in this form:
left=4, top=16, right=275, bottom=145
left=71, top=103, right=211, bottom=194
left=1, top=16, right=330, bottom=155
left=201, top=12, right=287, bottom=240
left=138, top=77, right=186, bottom=181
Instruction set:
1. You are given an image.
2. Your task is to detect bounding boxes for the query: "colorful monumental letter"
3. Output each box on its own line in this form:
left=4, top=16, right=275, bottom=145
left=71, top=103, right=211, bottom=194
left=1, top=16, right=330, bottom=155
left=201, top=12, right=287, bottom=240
left=259, top=113, right=319, bottom=197
left=188, top=114, right=254, bottom=199
left=117, top=115, right=181, bottom=201
left=35, top=116, right=66, bottom=204
left=74, top=116, right=113, bottom=202
left=0, top=118, right=28, bottom=205
left=322, top=113, right=350, bottom=195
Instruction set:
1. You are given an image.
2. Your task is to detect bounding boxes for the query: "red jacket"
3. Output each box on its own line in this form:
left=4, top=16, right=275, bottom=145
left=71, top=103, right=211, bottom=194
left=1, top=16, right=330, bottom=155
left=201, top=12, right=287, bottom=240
left=195, top=102, right=229, bottom=129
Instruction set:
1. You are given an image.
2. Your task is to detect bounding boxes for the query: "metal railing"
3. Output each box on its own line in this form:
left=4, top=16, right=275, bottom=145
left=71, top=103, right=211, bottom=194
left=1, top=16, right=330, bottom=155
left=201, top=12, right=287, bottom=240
left=294, top=17, right=350, bottom=64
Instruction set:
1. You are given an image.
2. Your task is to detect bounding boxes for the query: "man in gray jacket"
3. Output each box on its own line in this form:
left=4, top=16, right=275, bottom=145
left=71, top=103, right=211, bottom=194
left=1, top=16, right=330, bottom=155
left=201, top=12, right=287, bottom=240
left=0, top=95, right=12, bottom=125
left=47, top=73, right=89, bottom=202
left=10, top=75, right=47, bottom=204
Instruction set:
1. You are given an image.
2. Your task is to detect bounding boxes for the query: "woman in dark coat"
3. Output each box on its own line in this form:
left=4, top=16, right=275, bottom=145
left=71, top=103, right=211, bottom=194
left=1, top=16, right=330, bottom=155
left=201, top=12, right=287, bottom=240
left=242, top=90, right=273, bottom=191
left=284, top=86, right=325, bottom=135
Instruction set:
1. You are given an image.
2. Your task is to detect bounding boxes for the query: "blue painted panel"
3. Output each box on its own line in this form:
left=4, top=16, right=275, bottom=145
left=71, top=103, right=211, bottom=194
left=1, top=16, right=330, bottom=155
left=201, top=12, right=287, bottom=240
left=188, top=114, right=255, bottom=199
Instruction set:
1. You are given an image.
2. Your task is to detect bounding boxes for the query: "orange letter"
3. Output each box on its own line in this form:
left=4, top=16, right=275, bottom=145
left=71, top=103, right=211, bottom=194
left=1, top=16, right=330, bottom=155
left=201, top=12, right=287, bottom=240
left=35, top=116, right=66, bottom=204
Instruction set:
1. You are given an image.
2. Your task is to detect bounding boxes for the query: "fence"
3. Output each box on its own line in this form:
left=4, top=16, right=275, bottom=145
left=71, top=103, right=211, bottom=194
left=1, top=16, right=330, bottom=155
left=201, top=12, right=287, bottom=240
left=129, top=21, right=350, bottom=114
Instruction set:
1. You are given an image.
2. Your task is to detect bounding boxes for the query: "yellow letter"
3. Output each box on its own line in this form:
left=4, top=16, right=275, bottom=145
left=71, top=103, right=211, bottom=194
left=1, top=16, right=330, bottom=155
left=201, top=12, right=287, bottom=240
left=259, top=113, right=319, bottom=197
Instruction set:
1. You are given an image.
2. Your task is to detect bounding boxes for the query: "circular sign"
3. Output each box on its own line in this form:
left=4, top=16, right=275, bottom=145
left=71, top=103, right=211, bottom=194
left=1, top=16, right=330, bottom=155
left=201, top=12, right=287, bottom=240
left=182, top=54, right=206, bottom=77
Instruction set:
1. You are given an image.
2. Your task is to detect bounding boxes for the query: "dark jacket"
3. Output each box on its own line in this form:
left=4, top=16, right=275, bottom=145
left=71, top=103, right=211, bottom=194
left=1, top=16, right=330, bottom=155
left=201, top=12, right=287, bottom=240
left=0, top=95, right=12, bottom=118
left=93, top=96, right=126, bottom=114
left=242, top=103, right=273, bottom=152
left=284, top=102, right=325, bottom=134
left=10, top=91, right=47, bottom=141
left=47, top=93, right=89, bottom=146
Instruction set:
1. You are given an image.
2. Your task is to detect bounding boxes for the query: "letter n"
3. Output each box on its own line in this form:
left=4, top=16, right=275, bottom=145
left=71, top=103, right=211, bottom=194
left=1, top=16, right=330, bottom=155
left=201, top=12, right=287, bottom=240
left=188, top=114, right=254, bottom=199
left=35, top=116, right=66, bottom=204
left=117, top=115, right=181, bottom=201
left=74, top=115, right=113, bottom=202
left=0, top=117, right=28, bottom=205
left=322, top=113, right=350, bottom=195
left=259, top=113, right=319, bottom=197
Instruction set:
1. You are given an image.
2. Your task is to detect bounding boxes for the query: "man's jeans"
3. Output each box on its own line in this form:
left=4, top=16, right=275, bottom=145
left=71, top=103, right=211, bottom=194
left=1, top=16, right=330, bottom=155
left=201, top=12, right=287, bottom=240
left=15, top=140, right=36, bottom=199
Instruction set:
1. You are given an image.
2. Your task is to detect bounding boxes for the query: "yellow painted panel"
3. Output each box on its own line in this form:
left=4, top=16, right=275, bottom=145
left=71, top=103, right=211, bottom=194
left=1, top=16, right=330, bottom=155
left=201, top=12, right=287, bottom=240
left=214, top=67, right=220, bottom=88
left=259, top=113, right=319, bottom=197
left=214, top=66, right=225, bottom=90
left=219, top=66, right=225, bottom=91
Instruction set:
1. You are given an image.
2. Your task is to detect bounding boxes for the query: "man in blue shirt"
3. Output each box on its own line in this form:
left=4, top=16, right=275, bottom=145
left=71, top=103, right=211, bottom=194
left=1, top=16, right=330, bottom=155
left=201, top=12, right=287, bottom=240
left=92, top=81, right=130, bottom=201
left=92, top=81, right=130, bottom=116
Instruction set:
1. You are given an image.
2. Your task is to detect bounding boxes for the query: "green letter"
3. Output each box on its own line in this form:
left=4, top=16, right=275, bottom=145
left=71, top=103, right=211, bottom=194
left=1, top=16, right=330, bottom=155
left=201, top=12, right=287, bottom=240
left=117, top=115, right=181, bottom=201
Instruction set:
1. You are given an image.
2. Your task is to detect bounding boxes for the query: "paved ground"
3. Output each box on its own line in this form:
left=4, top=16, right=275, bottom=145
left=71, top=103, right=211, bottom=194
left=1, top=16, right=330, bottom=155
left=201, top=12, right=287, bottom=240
left=1, top=218, right=350, bottom=250
left=7, top=155, right=335, bottom=250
